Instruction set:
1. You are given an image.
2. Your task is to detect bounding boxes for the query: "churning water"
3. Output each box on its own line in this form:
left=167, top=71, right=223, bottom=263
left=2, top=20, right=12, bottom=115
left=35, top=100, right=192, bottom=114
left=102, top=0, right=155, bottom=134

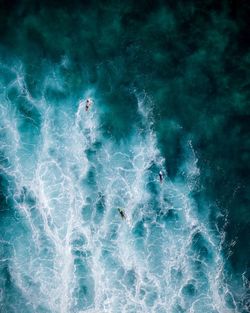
left=0, top=1, right=250, bottom=312
left=0, top=60, right=244, bottom=313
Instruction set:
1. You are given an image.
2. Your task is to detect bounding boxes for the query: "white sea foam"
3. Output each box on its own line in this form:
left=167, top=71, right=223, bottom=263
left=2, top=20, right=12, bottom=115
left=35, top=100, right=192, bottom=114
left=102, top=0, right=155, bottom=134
left=0, top=61, right=243, bottom=313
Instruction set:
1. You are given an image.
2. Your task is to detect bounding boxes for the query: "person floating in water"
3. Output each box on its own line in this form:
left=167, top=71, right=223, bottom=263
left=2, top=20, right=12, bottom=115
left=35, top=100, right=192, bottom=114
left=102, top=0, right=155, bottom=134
left=159, top=171, right=163, bottom=183
left=118, top=208, right=126, bottom=220
left=85, top=98, right=93, bottom=111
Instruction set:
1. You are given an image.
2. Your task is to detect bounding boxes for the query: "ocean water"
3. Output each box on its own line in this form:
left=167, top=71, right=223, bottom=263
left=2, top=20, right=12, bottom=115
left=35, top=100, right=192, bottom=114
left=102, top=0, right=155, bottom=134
left=0, top=1, right=249, bottom=313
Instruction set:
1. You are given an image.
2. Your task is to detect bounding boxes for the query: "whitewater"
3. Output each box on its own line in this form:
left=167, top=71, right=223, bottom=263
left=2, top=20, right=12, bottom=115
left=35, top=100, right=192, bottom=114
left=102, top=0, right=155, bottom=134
left=0, top=60, right=239, bottom=313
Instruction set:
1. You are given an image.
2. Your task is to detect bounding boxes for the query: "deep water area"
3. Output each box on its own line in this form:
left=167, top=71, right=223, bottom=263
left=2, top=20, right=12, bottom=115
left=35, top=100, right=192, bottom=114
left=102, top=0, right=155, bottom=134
left=0, top=1, right=249, bottom=312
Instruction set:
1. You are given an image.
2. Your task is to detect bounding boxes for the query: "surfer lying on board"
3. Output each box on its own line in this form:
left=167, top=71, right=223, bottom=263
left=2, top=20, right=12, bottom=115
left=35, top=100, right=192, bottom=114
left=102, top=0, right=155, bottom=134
left=118, top=208, right=126, bottom=220
left=85, top=98, right=93, bottom=111
left=159, top=171, right=163, bottom=183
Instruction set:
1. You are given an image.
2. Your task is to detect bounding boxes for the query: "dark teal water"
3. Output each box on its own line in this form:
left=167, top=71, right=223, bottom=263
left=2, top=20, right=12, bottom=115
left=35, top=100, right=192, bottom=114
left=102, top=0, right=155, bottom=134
left=0, top=1, right=249, bottom=312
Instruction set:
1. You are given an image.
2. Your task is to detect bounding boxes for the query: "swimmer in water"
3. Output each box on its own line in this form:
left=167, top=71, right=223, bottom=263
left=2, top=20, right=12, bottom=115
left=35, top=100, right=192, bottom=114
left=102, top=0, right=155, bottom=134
left=118, top=208, right=126, bottom=220
left=159, top=171, right=163, bottom=183
left=85, top=98, right=93, bottom=111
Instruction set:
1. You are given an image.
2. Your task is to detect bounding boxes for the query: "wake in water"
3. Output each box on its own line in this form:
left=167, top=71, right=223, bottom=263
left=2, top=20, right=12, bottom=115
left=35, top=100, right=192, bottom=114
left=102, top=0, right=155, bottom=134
left=0, top=61, right=244, bottom=313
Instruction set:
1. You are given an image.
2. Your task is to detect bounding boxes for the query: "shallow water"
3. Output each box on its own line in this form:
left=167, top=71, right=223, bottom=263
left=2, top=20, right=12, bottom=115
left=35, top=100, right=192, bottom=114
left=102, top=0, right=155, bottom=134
left=0, top=1, right=249, bottom=313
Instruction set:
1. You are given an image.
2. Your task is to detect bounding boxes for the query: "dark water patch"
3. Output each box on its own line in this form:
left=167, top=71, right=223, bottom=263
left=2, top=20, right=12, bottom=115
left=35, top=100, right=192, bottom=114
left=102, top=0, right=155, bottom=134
left=147, top=161, right=161, bottom=174
left=74, top=257, right=90, bottom=277
left=72, top=238, right=95, bottom=308
left=145, top=291, right=158, bottom=307
left=181, top=279, right=197, bottom=297
left=0, top=65, right=16, bottom=87
left=0, top=179, right=34, bottom=250
left=15, top=96, right=42, bottom=123
left=225, top=291, right=236, bottom=309
left=82, top=167, right=96, bottom=187
left=0, top=141, right=12, bottom=170
left=190, top=231, right=213, bottom=263
left=225, top=219, right=250, bottom=278
left=146, top=181, right=158, bottom=197
left=132, top=220, right=146, bottom=238
left=73, top=276, right=95, bottom=310
left=44, top=87, right=67, bottom=104
left=196, top=112, right=250, bottom=277
left=81, top=204, right=92, bottom=222
left=161, top=209, right=180, bottom=225
left=124, top=269, right=136, bottom=288
left=73, top=285, right=92, bottom=310
left=99, top=85, right=138, bottom=140
left=0, top=265, right=11, bottom=291
left=190, top=260, right=209, bottom=292
left=172, top=303, right=185, bottom=313
left=0, top=265, right=34, bottom=313
left=16, top=97, right=41, bottom=144
left=93, top=192, right=105, bottom=224
left=145, top=173, right=163, bottom=214
left=84, top=141, right=102, bottom=162
left=36, top=306, right=51, bottom=313
left=59, top=62, right=87, bottom=96
left=71, top=234, right=87, bottom=248
left=0, top=173, right=14, bottom=214
left=171, top=267, right=183, bottom=287
left=6, top=85, right=19, bottom=102
left=155, top=118, right=183, bottom=178
left=72, top=249, right=91, bottom=259
left=15, top=186, right=36, bottom=207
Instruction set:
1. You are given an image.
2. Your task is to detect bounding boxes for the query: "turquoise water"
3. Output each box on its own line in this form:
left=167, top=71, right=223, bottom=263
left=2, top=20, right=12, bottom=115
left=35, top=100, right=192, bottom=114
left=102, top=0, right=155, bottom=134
left=0, top=1, right=249, bottom=312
